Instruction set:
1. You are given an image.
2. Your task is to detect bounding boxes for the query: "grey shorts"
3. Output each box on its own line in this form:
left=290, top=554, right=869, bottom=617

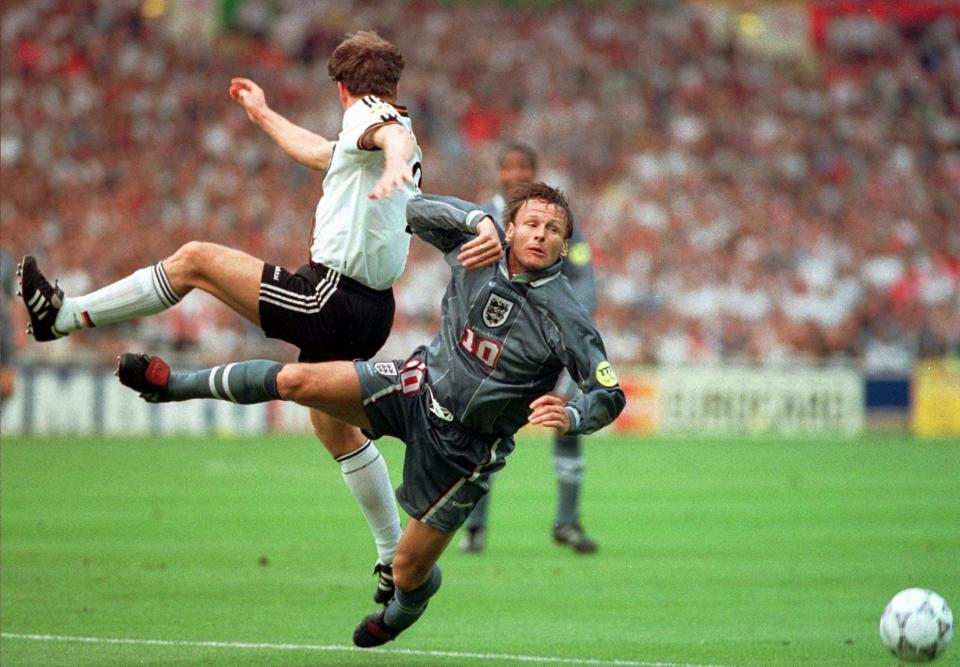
left=354, top=355, right=510, bottom=533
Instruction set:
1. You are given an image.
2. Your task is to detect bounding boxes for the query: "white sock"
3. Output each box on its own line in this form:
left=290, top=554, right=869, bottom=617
left=55, top=262, right=180, bottom=333
left=337, top=441, right=402, bottom=565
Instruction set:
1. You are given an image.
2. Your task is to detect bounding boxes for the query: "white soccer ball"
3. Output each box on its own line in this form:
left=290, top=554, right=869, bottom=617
left=879, top=588, right=953, bottom=662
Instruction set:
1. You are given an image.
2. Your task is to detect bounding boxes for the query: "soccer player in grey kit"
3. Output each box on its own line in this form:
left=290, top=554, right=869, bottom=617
left=462, top=143, right=601, bottom=554
left=117, top=182, right=626, bottom=647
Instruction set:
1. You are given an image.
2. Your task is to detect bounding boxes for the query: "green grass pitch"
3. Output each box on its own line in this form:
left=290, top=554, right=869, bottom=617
left=1, top=432, right=957, bottom=666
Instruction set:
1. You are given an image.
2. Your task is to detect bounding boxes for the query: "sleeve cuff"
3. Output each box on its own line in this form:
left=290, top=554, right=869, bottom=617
left=564, top=405, right=581, bottom=433
left=356, top=119, right=400, bottom=151
left=464, top=209, right=489, bottom=232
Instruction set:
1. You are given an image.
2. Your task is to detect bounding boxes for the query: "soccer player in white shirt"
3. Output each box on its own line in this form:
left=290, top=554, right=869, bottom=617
left=18, top=31, right=421, bottom=605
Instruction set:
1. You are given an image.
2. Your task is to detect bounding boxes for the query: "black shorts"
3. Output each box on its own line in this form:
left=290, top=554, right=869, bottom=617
left=259, top=262, right=394, bottom=363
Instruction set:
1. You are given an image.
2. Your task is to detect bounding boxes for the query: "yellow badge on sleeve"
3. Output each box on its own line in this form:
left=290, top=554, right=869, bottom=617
left=595, top=361, right=619, bottom=387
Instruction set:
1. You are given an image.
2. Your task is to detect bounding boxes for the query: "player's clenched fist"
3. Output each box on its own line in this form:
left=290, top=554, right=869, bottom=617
left=229, top=77, right=267, bottom=123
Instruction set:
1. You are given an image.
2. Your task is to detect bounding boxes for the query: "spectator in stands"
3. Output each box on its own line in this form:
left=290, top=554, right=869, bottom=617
left=2, top=0, right=957, bottom=370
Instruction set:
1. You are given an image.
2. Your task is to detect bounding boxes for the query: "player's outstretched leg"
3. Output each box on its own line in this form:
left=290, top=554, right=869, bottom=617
left=17, top=256, right=67, bottom=341
left=19, top=256, right=182, bottom=342
left=552, top=434, right=598, bottom=554
left=353, top=564, right=442, bottom=647
left=117, top=353, right=282, bottom=404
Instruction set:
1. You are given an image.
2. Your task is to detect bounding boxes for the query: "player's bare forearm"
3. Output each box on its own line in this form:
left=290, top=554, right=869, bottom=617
left=369, top=124, right=416, bottom=200
left=255, top=107, right=333, bottom=171
left=457, top=217, right=503, bottom=269
left=229, top=77, right=332, bottom=171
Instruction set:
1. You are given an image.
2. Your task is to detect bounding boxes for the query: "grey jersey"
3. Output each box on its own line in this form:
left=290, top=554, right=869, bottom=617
left=481, top=194, right=597, bottom=315
left=406, top=195, right=624, bottom=439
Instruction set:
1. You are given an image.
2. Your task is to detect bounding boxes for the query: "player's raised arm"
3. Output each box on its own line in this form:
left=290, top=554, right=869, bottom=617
left=367, top=124, right=417, bottom=200
left=229, top=77, right=334, bottom=172
left=406, top=194, right=498, bottom=256
left=405, top=194, right=503, bottom=268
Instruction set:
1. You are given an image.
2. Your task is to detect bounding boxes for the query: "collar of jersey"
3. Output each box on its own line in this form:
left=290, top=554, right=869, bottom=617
left=342, top=95, right=396, bottom=128
left=343, top=99, right=366, bottom=128
left=498, top=251, right=563, bottom=287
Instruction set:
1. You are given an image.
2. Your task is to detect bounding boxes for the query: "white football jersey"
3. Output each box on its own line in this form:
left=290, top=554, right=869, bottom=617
left=310, top=95, right=422, bottom=290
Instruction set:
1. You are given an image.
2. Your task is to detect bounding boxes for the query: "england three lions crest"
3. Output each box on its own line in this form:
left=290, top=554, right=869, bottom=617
left=482, top=294, right=514, bottom=328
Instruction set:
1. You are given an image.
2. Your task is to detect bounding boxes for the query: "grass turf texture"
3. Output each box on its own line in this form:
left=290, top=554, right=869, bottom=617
left=0, top=433, right=957, bottom=666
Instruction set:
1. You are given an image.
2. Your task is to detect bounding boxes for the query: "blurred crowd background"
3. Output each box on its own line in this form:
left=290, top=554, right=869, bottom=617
left=1, top=0, right=958, bottom=372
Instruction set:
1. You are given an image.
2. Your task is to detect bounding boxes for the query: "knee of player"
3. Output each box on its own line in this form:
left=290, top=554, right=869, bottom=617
left=276, top=364, right=315, bottom=402
left=167, top=241, right=212, bottom=282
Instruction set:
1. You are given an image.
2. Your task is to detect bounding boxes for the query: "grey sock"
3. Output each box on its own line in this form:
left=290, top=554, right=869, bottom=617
left=167, top=360, right=282, bottom=404
left=554, top=435, right=584, bottom=526
left=384, top=564, right=442, bottom=630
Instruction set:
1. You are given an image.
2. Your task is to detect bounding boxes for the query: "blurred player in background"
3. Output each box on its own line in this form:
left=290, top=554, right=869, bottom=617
left=459, top=143, right=600, bottom=554
left=17, top=30, right=419, bottom=604
left=1, top=249, right=17, bottom=405
left=116, top=182, right=626, bottom=647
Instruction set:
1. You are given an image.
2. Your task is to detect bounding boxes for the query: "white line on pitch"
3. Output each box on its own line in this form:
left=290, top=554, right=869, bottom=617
left=0, top=632, right=730, bottom=667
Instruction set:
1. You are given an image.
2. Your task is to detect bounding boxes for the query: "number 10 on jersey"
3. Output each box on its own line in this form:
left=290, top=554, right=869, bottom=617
left=460, top=325, right=502, bottom=368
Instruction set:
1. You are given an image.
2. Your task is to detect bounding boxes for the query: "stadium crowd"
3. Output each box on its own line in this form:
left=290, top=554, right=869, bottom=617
left=1, top=0, right=958, bottom=372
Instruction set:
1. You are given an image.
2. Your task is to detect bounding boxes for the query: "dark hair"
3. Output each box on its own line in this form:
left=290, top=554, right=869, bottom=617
left=503, top=182, right=574, bottom=239
left=327, top=31, right=404, bottom=99
left=498, top=142, right=538, bottom=172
